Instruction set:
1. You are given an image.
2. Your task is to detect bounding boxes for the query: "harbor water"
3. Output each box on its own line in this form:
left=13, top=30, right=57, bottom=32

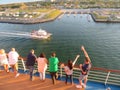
left=0, top=14, right=120, bottom=70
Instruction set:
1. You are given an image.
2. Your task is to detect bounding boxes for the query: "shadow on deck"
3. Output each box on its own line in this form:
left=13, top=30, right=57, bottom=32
left=0, top=71, right=84, bottom=90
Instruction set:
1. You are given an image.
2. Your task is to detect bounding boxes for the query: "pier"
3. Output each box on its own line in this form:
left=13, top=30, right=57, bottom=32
left=62, top=9, right=91, bottom=14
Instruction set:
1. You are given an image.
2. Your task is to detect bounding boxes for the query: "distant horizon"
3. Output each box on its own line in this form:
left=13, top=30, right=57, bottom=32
left=0, top=0, right=42, bottom=5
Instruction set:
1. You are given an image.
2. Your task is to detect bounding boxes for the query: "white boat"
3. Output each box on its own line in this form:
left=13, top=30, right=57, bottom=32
left=31, top=29, right=52, bottom=39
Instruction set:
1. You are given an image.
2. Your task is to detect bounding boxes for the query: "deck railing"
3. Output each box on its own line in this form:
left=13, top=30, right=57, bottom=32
left=18, top=60, right=120, bottom=86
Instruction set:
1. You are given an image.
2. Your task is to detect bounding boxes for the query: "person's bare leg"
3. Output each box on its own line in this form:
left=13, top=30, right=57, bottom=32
left=14, top=64, right=19, bottom=78
left=4, top=64, right=9, bottom=72
left=83, top=77, right=87, bottom=88
left=79, top=79, right=83, bottom=86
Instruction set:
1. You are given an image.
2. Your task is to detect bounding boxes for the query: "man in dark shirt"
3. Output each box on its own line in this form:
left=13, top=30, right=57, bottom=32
left=76, top=46, right=91, bottom=89
left=26, top=49, right=37, bottom=81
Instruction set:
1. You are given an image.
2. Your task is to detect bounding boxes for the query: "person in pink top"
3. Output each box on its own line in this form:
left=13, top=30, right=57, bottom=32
left=37, top=53, right=48, bottom=81
left=0, top=49, right=9, bottom=72
left=8, top=48, right=20, bottom=78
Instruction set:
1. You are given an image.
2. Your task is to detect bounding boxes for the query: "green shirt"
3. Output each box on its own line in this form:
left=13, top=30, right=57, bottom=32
left=49, top=57, right=59, bottom=72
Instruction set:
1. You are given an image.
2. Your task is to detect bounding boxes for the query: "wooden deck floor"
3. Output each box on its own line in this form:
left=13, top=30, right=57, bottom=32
left=0, top=71, right=84, bottom=90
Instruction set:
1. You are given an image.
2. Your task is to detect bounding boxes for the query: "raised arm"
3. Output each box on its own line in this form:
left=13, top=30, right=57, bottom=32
left=81, top=46, right=91, bottom=63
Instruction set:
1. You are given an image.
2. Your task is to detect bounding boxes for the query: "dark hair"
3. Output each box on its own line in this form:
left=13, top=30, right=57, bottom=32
left=51, top=52, right=56, bottom=57
left=68, top=60, right=73, bottom=70
left=39, top=53, right=45, bottom=58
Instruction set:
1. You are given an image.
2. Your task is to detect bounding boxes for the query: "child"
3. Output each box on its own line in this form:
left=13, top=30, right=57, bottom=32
left=64, top=60, right=73, bottom=84
left=61, top=55, right=80, bottom=85
left=61, top=60, right=73, bottom=85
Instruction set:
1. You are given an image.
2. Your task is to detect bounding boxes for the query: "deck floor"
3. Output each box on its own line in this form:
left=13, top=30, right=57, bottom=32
left=0, top=71, right=84, bottom=90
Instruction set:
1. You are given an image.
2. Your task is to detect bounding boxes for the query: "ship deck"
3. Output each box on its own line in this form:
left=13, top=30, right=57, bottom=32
left=0, top=70, right=84, bottom=90
left=0, top=69, right=120, bottom=90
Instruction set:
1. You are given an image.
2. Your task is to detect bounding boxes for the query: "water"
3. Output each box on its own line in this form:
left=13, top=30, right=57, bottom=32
left=0, top=14, right=120, bottom=70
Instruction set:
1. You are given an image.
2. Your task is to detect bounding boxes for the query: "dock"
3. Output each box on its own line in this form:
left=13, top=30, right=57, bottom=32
left=0, top=71, right=84, bottom=90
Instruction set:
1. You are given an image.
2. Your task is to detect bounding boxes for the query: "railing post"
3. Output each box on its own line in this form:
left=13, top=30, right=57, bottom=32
left=105, top=71, right=111, bottom=85
left=60, top=67, right=63, bottom=79
left=21, top=59, right=26, bottom=72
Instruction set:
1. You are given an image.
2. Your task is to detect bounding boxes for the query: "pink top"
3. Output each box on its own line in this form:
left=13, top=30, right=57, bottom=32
left=64, top=66, right=73, bottom=75
left=37, top=57, right=47, bottom=73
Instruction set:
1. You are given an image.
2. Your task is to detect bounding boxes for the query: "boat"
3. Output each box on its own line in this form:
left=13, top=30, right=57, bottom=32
left=31, top=28, right=52, bottom=39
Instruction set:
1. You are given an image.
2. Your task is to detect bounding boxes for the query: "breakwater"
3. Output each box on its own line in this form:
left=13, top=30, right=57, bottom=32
left=0, top=17, right=58, bottom=24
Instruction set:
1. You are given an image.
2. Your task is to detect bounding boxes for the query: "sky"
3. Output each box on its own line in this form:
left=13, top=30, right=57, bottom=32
left=0, top=0, right=42, bottom=5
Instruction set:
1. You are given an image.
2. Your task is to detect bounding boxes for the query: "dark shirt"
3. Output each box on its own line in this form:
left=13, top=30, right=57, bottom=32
left=26, top=53, right=37, bottom=66
left=82, top=63, right=91, bottom=75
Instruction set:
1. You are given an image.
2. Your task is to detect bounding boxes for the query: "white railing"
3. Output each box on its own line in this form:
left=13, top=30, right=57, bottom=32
left=105, top=71, right=111, bottom=85
left=18, top=60, right=120, bottom=86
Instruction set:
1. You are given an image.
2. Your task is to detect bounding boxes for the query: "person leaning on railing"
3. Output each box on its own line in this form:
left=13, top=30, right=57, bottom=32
left=25, top=49, right=37, bottom=81
left=76, top=46, right=91, bottom=89
left=8, top=48, right=21, bottom=78
left=36, top=53, right=48, bottom=81
left=0, top=49, right=9, bottom=73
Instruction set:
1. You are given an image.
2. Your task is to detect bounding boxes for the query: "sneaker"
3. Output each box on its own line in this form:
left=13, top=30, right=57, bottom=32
left=82, top=83, right=86, bottom=88
left=83, top=84, right=86, bottom=88
left=6, top=70, right=9, bottom=73
left=76, top=85, right=82, bottom=88
left=15, top=73, right=20, bottom=78
left=106, top=87, right=111, bottom=90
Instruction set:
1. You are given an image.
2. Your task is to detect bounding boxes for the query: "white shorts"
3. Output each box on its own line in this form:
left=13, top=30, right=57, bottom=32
left=0, top=59, right=8, bottom=65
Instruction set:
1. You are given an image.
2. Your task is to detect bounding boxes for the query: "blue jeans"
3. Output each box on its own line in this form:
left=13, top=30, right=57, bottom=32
left=27, top=66, right=34, bottom=80
left=65, top=74, right=73, bottom=84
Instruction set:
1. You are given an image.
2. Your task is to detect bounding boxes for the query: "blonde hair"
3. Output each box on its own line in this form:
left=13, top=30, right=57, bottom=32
left=0, top=49, right=5, bottom=54
left=11, top=48, right=15, bottom=51
left=30, top=49, right=34, bottom=53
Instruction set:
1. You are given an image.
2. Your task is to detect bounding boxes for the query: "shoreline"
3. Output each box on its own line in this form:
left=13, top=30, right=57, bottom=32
left=0, top=13, right=63, bottom=24
left=0, top=18, right=56, bottom=24
left=0, top=9, right=120, bottom=24
left=90, top=13, right=120, bottom=23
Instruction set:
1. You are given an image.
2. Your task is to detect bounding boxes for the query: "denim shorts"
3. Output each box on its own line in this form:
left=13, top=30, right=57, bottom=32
left=79, top=74, right=88, bottom=80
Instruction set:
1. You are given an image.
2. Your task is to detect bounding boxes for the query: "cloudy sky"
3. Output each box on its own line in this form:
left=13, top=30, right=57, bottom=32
left=0, top=0, right=42, bottom=5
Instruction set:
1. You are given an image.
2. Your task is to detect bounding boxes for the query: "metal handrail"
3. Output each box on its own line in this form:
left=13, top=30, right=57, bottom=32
left=105, top=71, right=110, bottom=85
left=18, top=60, right=120, bottom=86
